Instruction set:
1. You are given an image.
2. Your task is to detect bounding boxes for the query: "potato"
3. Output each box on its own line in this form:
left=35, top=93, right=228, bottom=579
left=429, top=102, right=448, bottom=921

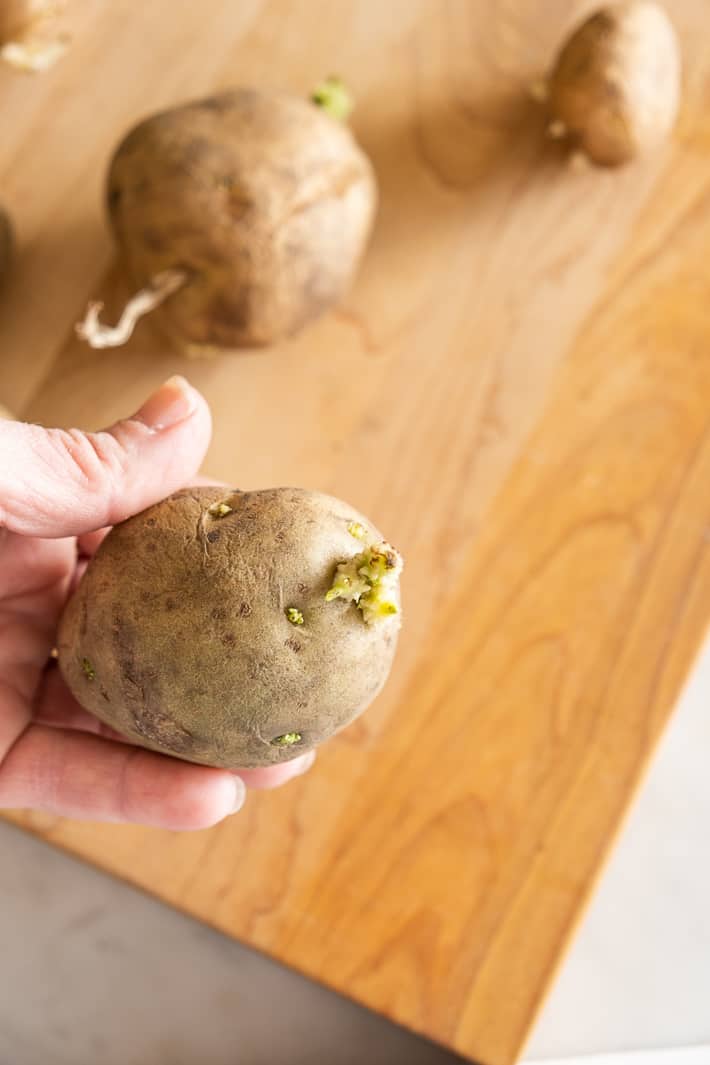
left=546, top=1, right=680, bottom=167
left=58, top=486, right=403, bottom=769
left=77, top=87, right=377, bottom=355
left=0, top=0, right=67, bottom=72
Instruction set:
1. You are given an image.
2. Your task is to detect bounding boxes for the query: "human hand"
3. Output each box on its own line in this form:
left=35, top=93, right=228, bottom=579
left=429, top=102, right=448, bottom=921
left=0, top=376, right=314, bottom=830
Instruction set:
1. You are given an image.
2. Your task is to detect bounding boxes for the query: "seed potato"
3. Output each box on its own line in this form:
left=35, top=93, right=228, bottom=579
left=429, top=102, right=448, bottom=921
left=547, top=1, right=681, bottom=166
left=79, top=88, right=377, bottom=355
left=58, top=486, right=403, bottom=769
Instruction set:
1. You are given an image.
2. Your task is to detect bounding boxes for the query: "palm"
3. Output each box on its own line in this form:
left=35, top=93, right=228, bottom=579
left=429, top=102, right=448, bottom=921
left=0, top=381, right=313, bottom=827
left=0, top=530, right=79, bottom=757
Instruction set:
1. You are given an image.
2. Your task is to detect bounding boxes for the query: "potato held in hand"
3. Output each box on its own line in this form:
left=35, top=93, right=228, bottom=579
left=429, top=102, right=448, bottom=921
left=546, top=1, right=681, bottom=166
left=78, top=87, right=377, bottom=355
left=58, top=487, right=402, bottom=768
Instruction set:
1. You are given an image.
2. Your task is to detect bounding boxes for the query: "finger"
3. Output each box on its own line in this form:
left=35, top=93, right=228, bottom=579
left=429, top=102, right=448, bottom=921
left=74, top=481, right=221, bottom=559
left=75, top=482, right=221, bottom=559
left=34, top=667, right=126, bottom=738
left=0, top=529, right=74, bottom=603
left=69, top=558, right=89, bottom=593
left=0, top=724, right=244, bottom=830
left=0, top=376, right=212, bottom=538
left=236, top=751, right=316, bottom=789
left=36, top=668, right=317, bottom=783
left=77, top=526, right=111, bottom=557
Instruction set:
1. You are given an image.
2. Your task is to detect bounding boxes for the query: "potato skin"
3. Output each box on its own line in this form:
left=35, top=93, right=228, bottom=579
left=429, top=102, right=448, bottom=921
left=107, top=89, right=377, bottom=354
left=58, top=487, right=400, bottom=768
left=548, top=1, right=680, bottom=167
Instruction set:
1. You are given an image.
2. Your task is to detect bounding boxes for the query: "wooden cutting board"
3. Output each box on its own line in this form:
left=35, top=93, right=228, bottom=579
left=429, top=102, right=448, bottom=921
left=3, top=2, right=710, bottom=1063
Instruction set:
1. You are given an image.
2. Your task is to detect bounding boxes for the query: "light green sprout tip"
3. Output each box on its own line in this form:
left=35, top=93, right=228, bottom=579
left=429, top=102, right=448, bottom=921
left=81, top=657, right=96, bottom=681
left=326, top=541, right=403, bottom=625
left=208, top=502, right=233, bottom=518
left=271, top=732, right=303, bottom=747
left=347, top=521, right=367, bottom=540
left=311, top=76, right=354, bottom=122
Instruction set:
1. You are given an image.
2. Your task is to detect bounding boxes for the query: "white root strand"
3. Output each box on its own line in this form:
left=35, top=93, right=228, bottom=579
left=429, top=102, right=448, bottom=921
left=76, top=269, right=186, bottom=350
left=1, top=0, right=69, bottom=72
left=1, top=36, right=67, bottom=71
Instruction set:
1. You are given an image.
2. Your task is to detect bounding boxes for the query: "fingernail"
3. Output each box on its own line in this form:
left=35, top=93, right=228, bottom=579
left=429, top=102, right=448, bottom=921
left=292, top=749, right=316, bottom=776
left=134, top=375, right=197, bottom=431
left=231, top=776, right=246, bottom=814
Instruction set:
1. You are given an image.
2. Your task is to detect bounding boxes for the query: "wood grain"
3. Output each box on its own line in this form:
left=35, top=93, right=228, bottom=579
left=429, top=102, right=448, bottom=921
left=3, top=3, right=710, bottom=1063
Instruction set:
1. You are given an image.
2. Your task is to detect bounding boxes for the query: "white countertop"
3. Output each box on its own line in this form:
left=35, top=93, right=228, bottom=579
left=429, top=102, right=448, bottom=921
left=526, top=638, right=710, bottom=1062
left=539, top=1054, right=710, bottom=1065
left=1, top=640, right=709, bottom=1065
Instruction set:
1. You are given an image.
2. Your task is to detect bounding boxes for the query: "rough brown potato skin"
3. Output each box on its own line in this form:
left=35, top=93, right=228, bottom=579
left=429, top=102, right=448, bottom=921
left=548, top=1, right=680, bottom=167
left=0, top=208, right=12, bottom=282
left=107, top=89, right=377, bottom=353
left=58, top=487, right=400, bottom=768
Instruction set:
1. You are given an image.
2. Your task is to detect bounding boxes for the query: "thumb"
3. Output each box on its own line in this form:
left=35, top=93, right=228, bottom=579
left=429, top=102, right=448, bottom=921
left=0, top=376, right=212, bottom=538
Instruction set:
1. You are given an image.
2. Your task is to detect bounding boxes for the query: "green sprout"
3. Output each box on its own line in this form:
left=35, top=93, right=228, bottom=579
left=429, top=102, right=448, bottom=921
left=311, top=76, right=354, bottom=122
left=286, top=607, right=305, bottom=626
left=271, top=732, right=303, bottom=747
left=347, top=521, right=367, bottom=540
left=208, top=502, right=233, bottom=518
left=326, top=541, right=403, bottom=625
left=81, top=657, right=96, bottom=681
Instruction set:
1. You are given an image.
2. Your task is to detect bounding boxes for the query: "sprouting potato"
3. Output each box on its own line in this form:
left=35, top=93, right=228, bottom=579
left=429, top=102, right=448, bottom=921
left=77, top=85, right=377, bottom=356
left=58, top=486, right=403, bottom=769
left=543, top=1, right=681, bottom=167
